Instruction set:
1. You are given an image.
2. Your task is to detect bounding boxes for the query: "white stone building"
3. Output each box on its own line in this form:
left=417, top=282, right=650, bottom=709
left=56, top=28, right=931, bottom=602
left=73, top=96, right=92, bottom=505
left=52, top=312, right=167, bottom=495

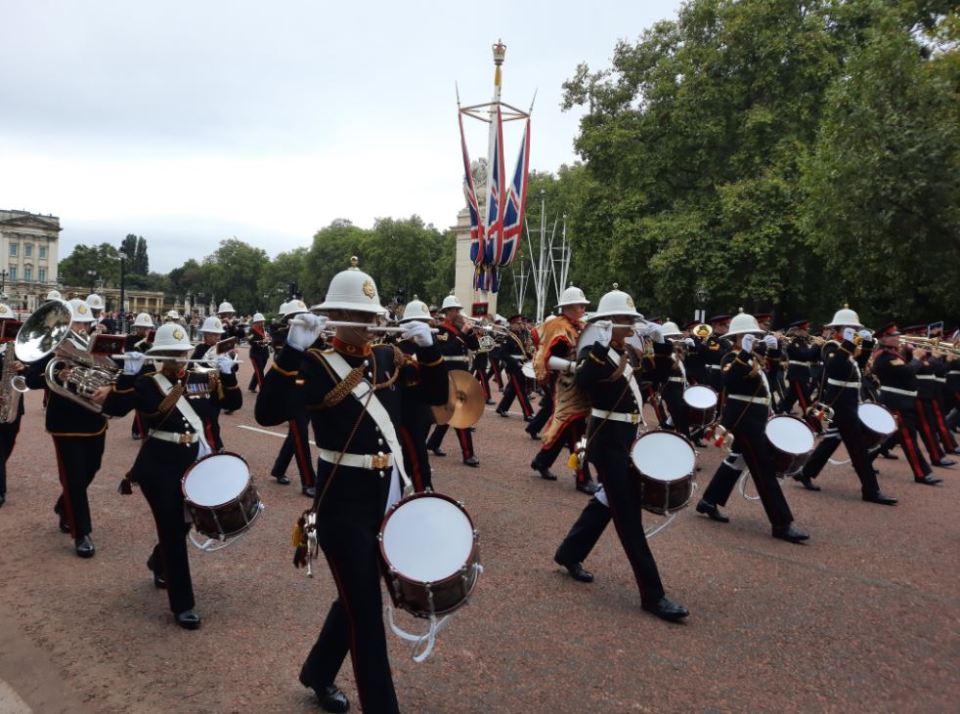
left=0, top=210, right=61, bottom=313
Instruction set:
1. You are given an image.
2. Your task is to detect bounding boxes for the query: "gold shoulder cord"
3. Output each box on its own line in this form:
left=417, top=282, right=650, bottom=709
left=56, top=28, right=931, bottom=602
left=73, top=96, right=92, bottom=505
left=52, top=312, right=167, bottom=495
left=316, top=347, right=402, bottom=410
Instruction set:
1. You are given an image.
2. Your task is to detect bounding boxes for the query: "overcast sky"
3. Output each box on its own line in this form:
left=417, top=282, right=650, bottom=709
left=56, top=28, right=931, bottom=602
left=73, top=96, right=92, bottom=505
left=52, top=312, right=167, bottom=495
left=0, top=0, right=681, bottom=273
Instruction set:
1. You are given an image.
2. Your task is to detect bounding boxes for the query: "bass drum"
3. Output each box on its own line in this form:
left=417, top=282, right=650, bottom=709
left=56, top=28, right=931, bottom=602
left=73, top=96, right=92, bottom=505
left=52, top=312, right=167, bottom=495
left=858, top=402, right=897, bottom=452
left=765, top=415, right=815, bottom=478
left=630, top=431, right=697, bottom=515
left=182, top=452, right=262, bottom=550
left=683, top=385, right=718, bottom=427
left=379, top=493, right=481, bottom=618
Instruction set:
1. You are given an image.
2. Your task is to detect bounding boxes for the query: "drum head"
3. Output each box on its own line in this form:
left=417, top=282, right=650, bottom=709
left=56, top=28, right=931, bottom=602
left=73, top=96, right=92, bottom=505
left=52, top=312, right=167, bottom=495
left=521, top=361, right=535, bottom=379
left=382, top=496, right=474, bottom=583
left=859, top=403, right=896, bottom=436
left=631, top=431, right=696, bottom=482
left=683, top=385, right=717, bottom=410
left=765, top=416, right=815, bottom=455
left=183, top=453, right=251, bottom=507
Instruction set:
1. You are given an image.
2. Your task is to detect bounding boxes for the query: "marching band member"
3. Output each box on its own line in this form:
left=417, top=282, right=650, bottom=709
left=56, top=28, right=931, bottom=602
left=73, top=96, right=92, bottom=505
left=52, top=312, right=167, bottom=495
left=903, top=325, right=958, bottom=465
left=127, top=312, right=155, bottom=440
left=23, top=299, right=106, bottom=557
left=397, top=297, right=438, bottom=492
left=255, top=258, right=446, bottom=714
left=268, top=300, right=318, bottom=496
left=0, top=303, right=25, bottom=508
left=524, top=315, right=556, bottom=441
left=247, top=312, right=269, bottom=393
left=682, top=320, right=707, bottom=385
left=494, top=315, right=534, bottom=420
left=697, top=314, right=732, bottom=397
left=425, top=293, right=481, bottom=466
left=553, top=287, right=688, bottom=622
left=873, top=324, right=943, bottom=485
left=218, top=301, right=246, bottom=342
left=793, top=308, right=897, bottom=504
left=695, top=310, right=809, bottom=543
left=653, top=321, right=695, bottom=439
left=191, top=316, right=240, bottom=451
left=530, top=286, right=598, bottom=494
left=94, top=322, right=241, bottom=629
left=486, top=315, right=507, bottom=394
left=778, top=319, right=820, bottom=423
left=85, top=294, right=106, bottom=333
left=471, top=315, right=494, bottom=404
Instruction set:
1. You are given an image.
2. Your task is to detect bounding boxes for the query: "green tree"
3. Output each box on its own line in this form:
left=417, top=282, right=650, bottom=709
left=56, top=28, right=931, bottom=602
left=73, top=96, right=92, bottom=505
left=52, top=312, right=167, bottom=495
left=303, top=220, right=374, bottom=302
left=58, top=243, right=121, bottom=289
left=134, top=236, right=149, bottom=274
left=202, top=238, right=269, bottom=314
left=257, top=247, right=310, bottom=311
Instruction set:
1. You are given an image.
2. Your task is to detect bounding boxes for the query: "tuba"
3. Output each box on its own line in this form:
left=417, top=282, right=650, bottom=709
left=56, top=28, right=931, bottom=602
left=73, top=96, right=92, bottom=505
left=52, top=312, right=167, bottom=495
left=15, top=299, right=121, bottom=414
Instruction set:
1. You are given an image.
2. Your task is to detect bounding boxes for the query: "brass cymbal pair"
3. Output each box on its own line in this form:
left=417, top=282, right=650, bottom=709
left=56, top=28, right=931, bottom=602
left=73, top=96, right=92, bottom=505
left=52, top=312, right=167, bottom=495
left=432, top=371, right=485, bottom=429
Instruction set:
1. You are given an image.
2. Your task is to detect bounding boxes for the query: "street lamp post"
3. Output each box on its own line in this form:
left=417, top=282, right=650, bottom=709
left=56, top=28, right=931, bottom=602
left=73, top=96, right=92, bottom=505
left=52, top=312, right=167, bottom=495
left=118, top=249, right=128, bottom=333
left=695, top=286, right=709, bottom=324
left=87, top=269, right=97, bottom=295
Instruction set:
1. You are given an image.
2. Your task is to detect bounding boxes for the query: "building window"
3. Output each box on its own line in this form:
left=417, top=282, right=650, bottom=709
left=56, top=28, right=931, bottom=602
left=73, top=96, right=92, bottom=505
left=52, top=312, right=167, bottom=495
left=9, top=244, right=17, bottom=257
left=24, top=267, right=32, bottom=282
left=25, top=244, right=32, bottom=258
left=39, top=246, right=47, bottom=259
left=38, top=267, right=46, bottom=283
left=8, top=267, right=16, bottom=281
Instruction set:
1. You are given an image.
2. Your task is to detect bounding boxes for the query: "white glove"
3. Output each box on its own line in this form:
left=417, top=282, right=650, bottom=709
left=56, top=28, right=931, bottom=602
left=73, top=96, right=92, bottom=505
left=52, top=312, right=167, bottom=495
left=216, top=354, right=237, bottom=375
left=649, top=327, right=665, bottom=344
left=287, top=314, right=326, bottom=351
left=842, top=327, right=856, bottom=342
left=637, top=322, right=660, bottom=337
left=401, top=321, right=433, bottom=347
left=594, top=320, right=613, bottom=347
left=858, top=329, right=873, bottom=342
left=123, top=351, right=145, bottom=375
left=741, top=334, right=757, bottom=352
left=763, top=334, right=778, bottom=349
left=547, top=356, right=576, bottom=374
left=684, top=337, right=696, bottom=348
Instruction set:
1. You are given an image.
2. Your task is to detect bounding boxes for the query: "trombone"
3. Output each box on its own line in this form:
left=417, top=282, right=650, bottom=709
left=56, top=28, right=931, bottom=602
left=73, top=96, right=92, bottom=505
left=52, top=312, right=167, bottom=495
left=898, top=335, right=960, bottom=356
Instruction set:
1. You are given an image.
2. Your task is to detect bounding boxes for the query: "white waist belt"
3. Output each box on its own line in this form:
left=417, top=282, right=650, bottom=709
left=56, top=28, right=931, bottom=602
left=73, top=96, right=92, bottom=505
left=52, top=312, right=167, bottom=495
left=727, top=394, right=771, bottom=406
left=706, top=364, right=723, bottom=370
left=443, top=356, right=470, bottom=362
left=590, top=408, right=642, bottom=424
left=827, top=378, right=861, bottom=389
left=318, top=448, right=393, bottom=470
left=148, top=429, right=199, bottom=445
left=915, top=375, right=938, bottom=381
left=880, top=386, right=918, bottom=397
left=668, top=376, right=685, bottom=383
left=788, top=360, right=813, bottom=367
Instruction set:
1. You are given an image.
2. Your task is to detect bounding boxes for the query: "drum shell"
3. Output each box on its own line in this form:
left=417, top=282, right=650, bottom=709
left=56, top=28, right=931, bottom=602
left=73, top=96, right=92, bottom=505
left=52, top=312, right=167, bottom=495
left=683, top=385, right=718, bottom=428
left=630, top=431, right=697, bottom=516
left=765, top=415, right=815, bottom=478
left=379, top=493, right=481, bottom=619
left=182, top=452, right=262, bottom=541
left=858, top=403, right=897, bottom=452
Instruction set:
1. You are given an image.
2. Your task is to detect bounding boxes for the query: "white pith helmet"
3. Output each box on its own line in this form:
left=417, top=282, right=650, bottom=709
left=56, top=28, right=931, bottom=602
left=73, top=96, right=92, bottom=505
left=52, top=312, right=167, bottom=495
left=440, top=291, right=463, bottom=311
left=0, top=304, right=13, bottom=320
left=252, top=312, right=265, bottom=323
left=660, top=320, right=682, bottom=337
left=399, top=297, right=431, bottom=323
left=85, top=294, right=105, bottom=311
left=278, top=300, right=290, bottom=315
left=133, top=312, right=154, bottom=329
left=314, top=257, right=387, bottom=315
left=147, top=323, right=193, bottom=354
left=589, top=285, right=643, bottom=321
left=283, top=299, right=309, bottom=318
left=199, top=316, right=224, bottom=334
left=165, top=309, right=181, bottom=321
left=556, top=285, right=589, bottom=308
left=217, top=301, right=235, bottom=315
left=726, top=308, right=764, bottom=337
left=68, top=298, right=95, bottom=323
left=46, top=289, right=62, bottom=301
left=826, top=305, right=863, bottom=329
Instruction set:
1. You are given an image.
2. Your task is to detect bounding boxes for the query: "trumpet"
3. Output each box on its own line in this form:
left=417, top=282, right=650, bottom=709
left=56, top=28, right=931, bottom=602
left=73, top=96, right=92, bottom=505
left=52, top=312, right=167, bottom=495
left=898, top=335, right=960, bottom=355
left=289, top=319, right=438, bottom=334
left=690, top=323, right=713, bottom=340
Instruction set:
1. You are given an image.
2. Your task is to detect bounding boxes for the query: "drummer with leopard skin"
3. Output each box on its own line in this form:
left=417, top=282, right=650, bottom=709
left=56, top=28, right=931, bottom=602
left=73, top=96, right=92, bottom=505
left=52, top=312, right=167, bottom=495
left=793, top=307, right=897, bottom=504
left=255, top=258, right=447, bottom=714
left=695, top=310, right=809, bottom=543
left=93, top=322, right=242, bottom=630
left=553, top=287, right=688, bottom=622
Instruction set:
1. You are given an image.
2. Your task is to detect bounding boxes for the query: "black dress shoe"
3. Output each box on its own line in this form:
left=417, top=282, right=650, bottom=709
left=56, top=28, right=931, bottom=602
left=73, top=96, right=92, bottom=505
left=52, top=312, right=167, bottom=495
left=131, top=433, right=141, bottom=441
left=554, top=557, right=594, bottom=583
left=878, top=451, right=898, bottom=460
left=485, top=399, right=495, bottom=405
left=302, top=486, right=317, bottom=498
left=75, top=535, right=95, bottom=558
left=792, top=474, right=821, bottom=491
left=576, top=479, right=599, bottom=495
left=916, top=474, right=943, bottom=485
left=463, top=456, right=480, bottom=467
left=175, top=610, right=202, bottom=630
left=317, top=685, right=350, bottom=713
left=695, top=499, right=729, bottom=523
left=528, top=432, right=541, bottom=441
left=495, top=409, right=509, bottom=418
left=863, top=492, right=898, bottom=506
left=54, top=502, right=70, bottom=533
left=273, top=473, right=291, bottom=485
left=146, top=556, right=167, bottom=588
left=523, top=415, right=535, bottom=422
left=933, top=458, right=956, bottom=467
left=642, top=596, right=689, bottom=623
left=431, top=448, right=446, bottom=457
left=772, top=524, right=810, bottom=543
left=531, top=462, right=557, bottom=481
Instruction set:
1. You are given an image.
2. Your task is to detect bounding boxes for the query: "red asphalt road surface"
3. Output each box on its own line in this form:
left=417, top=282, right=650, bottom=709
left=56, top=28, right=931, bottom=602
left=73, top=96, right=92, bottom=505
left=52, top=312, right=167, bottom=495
left=0, top=349, right=957, bottom=713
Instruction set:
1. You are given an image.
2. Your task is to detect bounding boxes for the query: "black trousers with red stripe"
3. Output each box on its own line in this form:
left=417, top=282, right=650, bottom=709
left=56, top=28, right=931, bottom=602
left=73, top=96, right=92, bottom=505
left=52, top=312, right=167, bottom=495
left=271, top=412, right=316, bottom=488
left=526, top=384, right=553, bottom=437
left=248, top=350, right=268, bottom=391
left=0, top=414, right=21, bottom=497
left=915, top=398, right=946, bottom=462
left=426, top=424, right=475, bottom=460
left=882, top=405, right=932, bottom=480
left=141, top=474, right=196, bottom=615
left=497, top=370, right=533, bottom=418
left=800, top=409, right=881, bottom=496
left=487, top=356, right=504, bottom=390
left=399, top=424, right=432, bottom=492
left=532, top=417, right=591, bottom=485
left=52, top=433, right=105, bottom=538
left=779, top=377, right=812, bottom=416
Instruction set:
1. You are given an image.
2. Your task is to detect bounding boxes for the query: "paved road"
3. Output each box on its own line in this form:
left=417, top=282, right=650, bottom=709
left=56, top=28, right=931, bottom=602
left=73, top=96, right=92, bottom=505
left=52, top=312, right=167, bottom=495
left=0, top=351, right=957, bottom=713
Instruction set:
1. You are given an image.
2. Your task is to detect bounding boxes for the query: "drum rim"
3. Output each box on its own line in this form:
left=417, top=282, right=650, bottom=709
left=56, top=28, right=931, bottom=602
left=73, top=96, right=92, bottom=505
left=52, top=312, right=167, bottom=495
left=683, top=384, right=718, bottom=408
left=858, top=402, right=897, bottom=433
left=181, top=450, right=252, bottom=508
left=765, top=414, right=816, bottom=454
left=630, top=429, right=697, bottom=481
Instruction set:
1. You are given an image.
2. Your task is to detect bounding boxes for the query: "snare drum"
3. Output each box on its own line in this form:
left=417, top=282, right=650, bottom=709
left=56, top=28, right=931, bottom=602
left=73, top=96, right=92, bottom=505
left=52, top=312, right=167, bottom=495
left=630, top=431, right=697, bottom=515
left=683, top=385, right=718, bottom=427
left=379, top=493, right=481, bottom=619
left=765, top=415, right=815, bottom=478
left=858, top=402, right=897, bottom=451
left=182, top=452, right=262, bottom=543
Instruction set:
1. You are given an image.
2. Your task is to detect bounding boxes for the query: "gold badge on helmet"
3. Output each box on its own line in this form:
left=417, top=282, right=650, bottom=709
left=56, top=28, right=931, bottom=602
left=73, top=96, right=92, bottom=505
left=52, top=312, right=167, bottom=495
left=362, top=279, right=376, bottom=299
left=78, top=304, right=88, bottom=314
left=626, top=295, right=635, bottom=308
left=173, top=328, right=184, bottom=341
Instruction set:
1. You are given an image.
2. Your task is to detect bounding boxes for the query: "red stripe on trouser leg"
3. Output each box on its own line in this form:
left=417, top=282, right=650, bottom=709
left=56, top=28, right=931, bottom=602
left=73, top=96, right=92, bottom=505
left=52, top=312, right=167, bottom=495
left=895, top=412, right=925, bottom=479
left=794, top=382, right=809, bottom=413
left=456, top=428, right=473, bottom=459
left=510, top=373, right=533, bottom=417
left=290, top=419, right=315, bottom=487
left=52, top=438, right=78, bottom=538
left=916, top=399, right=943, bottom=462
left=475, top=370, right=490, bottom=401
left=931, top=401, right=958, bottom=451
left=254, top=360, right=264, bottom=387
left=398, top=426, right=423, bottom=492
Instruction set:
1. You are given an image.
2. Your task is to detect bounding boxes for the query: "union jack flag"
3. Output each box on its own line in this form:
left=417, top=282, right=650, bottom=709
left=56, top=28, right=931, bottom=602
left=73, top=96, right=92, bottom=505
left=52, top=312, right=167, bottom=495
left=483, top=105, right=506, bottom=267
left=458, top=112, right=484, bottom=266
left=498, top=117, right=530, bottom=268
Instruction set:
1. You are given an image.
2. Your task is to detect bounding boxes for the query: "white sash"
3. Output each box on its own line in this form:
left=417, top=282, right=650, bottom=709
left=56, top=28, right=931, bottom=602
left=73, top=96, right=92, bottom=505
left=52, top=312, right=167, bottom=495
left=607, top=347, right=646, bottom=424
left=322, top=351, right=412, bottom=506
left=152, top=374, right=212, bottom=458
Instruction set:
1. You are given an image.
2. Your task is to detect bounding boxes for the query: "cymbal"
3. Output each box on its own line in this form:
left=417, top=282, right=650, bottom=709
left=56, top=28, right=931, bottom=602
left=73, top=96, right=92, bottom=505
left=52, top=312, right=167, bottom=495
left=431, top=371, right=485, bottom=429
